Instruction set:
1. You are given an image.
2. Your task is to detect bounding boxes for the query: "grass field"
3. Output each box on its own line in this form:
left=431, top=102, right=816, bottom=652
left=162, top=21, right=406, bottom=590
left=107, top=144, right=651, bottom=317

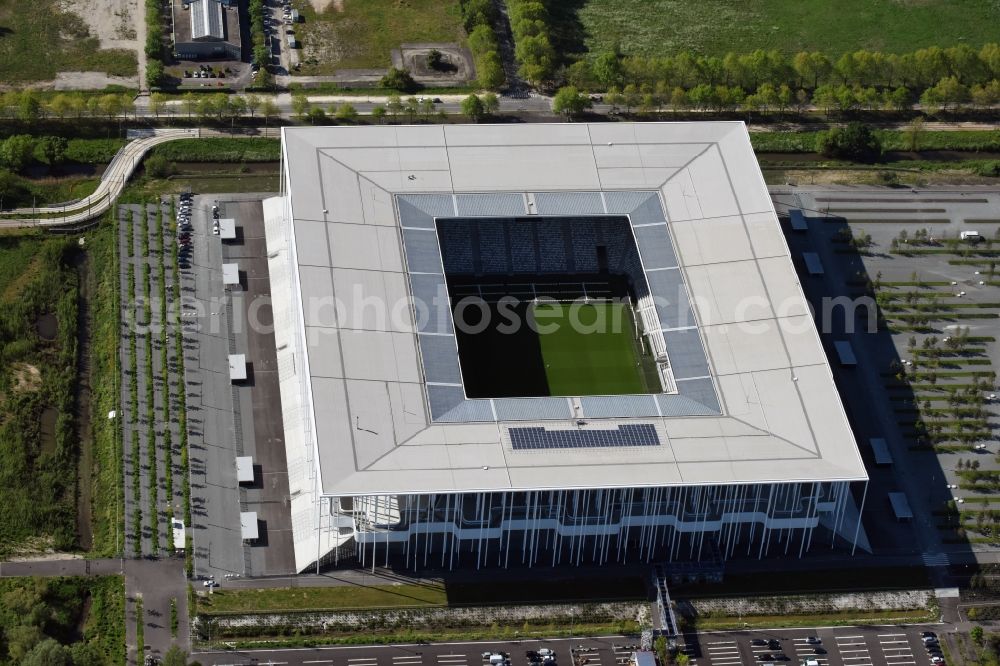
left=575, top=0, right=1000, bottom=58
left=0, top=234, right=80, bottom=557
left=454, top=300, right=654, bottom=398
left=751, top=130, right=1000, bottom=154
left=293, top=0, right=466, bottom=74
left=534, top=302, right=650, bottom=396
left=198, top=574, right=646, bottom=613
left=0, top=0, right=137, bottom=83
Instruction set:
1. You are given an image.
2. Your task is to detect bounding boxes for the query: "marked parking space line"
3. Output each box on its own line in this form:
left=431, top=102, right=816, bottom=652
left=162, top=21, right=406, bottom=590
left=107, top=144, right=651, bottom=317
left=304, top=661, right=334, bottom=664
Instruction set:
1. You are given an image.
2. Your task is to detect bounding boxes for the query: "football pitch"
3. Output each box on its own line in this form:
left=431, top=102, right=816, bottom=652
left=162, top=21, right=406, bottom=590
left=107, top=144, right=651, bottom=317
left=534, top=302, right=650, bottom=396
left=454, top=300, right=658, bottom=398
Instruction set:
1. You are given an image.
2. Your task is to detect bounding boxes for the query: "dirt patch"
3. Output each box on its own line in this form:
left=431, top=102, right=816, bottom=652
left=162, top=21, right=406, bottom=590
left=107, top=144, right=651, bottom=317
left=60, top=0, right=140, bottom=49
left=36, top=312, right=58, bottom=340
left=301, top=19, right=368, bottom=68
left=55, top=71, right=139, bottom=90
left=309, top=0, right=343, bottom=10
left=39, top=406, right=59, bottom=456
left=12, top=363, right=43, bottom=393
left=395, top=43, right=474, bottom=83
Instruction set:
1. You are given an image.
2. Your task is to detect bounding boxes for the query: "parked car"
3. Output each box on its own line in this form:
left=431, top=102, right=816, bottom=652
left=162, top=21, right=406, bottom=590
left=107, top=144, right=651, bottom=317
left=755, top=655, right=772, bottom=662
left=767, top=640, right=782, bottom=650
left=805, top=637, right=822, bottom=644
left=812, top=647, right=827, bottom=655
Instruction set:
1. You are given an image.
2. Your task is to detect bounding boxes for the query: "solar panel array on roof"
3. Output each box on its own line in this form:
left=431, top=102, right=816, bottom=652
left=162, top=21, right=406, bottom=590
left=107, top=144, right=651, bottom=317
left=510, top=424, right=659, bottom=450
left=191, top=0, right=224, bottom=40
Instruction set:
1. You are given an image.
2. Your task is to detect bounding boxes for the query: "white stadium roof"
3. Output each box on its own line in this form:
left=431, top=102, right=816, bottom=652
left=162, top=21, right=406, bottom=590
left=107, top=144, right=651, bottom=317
left=269, top=122, right=867, bottom=498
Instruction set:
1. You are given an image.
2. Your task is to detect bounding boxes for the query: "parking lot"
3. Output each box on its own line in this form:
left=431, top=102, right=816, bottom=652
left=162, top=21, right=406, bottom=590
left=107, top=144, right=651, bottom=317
left=190, top=627, right=947, bottom=666
left=770, top=186, right=1000, bottom=565
left=177, top=193, right=296, bottom=582
left=680, top=627, right=942, bottom=666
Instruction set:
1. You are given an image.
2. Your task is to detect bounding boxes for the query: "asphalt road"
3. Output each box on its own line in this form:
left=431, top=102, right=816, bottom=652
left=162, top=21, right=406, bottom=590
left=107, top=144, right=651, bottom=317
left=189, top=626, right=947, bottom=666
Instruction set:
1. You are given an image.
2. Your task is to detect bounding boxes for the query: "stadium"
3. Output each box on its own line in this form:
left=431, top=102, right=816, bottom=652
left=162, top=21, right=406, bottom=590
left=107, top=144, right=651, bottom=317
left=263, top=122, right=869, bottom=574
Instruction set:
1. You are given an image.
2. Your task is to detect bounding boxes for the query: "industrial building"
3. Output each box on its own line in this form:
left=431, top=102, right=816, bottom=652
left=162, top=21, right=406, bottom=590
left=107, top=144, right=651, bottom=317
left=262, top=122, right=869, bottom=574
left=171, top=0, right=242, bottom=60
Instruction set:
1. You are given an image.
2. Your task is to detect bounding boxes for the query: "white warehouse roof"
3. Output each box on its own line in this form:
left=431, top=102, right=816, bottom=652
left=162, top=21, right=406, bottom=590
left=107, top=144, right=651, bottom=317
left=266, top=122, right=867, bottom=499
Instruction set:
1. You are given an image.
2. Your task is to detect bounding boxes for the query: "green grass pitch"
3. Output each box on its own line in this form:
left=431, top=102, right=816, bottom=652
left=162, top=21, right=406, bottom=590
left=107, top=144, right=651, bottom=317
left=533, top=301, right=653, bottom=396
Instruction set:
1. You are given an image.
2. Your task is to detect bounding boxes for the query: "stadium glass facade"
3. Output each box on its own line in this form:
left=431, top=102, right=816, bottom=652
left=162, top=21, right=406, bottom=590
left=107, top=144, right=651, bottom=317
left=330, top=482, right=862, bottom=571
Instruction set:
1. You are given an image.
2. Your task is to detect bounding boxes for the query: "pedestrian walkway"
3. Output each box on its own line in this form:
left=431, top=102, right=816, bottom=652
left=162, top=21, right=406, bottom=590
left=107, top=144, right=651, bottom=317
left=0, top=558, right=122, bottom=577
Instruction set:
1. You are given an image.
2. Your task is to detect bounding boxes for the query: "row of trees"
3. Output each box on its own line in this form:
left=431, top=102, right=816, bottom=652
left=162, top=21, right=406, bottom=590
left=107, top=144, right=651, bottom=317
left=155, top=92, right=279, bottom=122
left=248, top=0, right=269, bottom=73
left=460, top=0, right=505, bottom=89
left=568, top=44, right=1000, bottom=92
left=508, top=0, right=558, bottom=86
left=552, top=76, right=1000, bottom=119
left=0, top=91, right=136, bottom=122
left=145, top=0, right=166, bottom=87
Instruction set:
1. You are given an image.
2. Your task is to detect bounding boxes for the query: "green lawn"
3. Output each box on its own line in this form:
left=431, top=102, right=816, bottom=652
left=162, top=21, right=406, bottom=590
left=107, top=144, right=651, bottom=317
left=293, top=0, right=466, bottom=73
left=0, top=0, right=137, bottom=83
left=575, top=0, right=1000, bottom=58
left=534, top=302, right=650, bottom=396
left=199, top=583, right=449, bottom=613
left=198, top=574, right=647, bottom=613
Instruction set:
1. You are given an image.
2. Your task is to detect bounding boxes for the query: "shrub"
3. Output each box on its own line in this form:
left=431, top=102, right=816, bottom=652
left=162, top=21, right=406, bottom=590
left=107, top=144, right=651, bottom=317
left=817, top=122, right=883, bottom=162
left=143, top=154, right=174, bottom=178
left=380, top=68, right=418, bottom=93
